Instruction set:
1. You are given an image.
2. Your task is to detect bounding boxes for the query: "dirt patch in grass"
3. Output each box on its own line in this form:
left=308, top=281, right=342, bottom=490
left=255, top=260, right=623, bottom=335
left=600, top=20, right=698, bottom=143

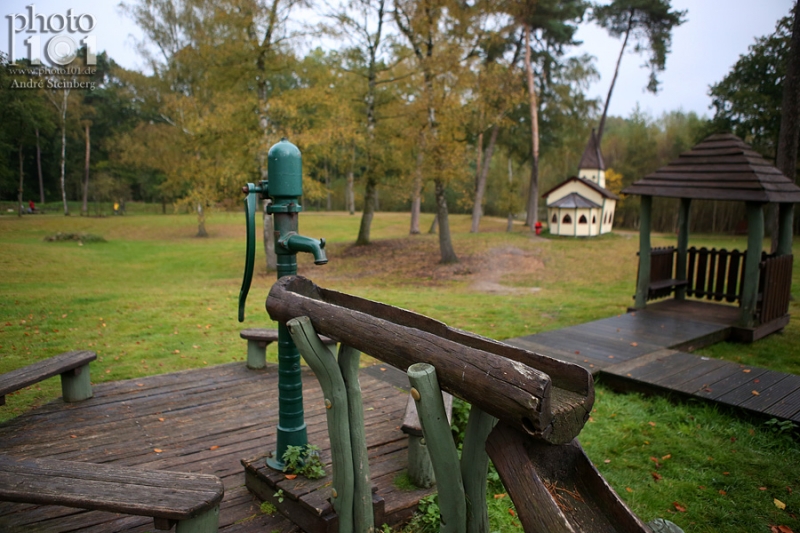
left=306, top=237, right=543, bottom=294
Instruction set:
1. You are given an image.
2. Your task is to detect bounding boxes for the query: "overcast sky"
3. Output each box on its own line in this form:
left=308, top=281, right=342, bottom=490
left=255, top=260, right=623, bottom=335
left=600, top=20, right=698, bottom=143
left=2, top=1, right=795, bottom=119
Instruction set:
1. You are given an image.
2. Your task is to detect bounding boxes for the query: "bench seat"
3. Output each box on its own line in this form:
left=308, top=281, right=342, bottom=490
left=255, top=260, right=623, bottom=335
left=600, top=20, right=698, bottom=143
left=0, top=350, right=96, bottom=405
left=0, top=455, right=223, bottom=532
left=648, top=278, right=688, bottom=292
left=240, top=328, right=335, bottom=369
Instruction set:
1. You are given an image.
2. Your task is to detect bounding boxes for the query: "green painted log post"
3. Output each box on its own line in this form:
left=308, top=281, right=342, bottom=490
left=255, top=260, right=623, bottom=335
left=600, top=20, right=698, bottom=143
left=61, top=365, right=92, bottom=402
left=740, top=202, right=765, bottom=328
left=676, top=198, right=691, bottom=300
left=407, top=363, right=466, bottom=533
left=338, top=344, right=374, bottom=533
left=287, top=316, right=354, bottom=533
left=634, top=195, right=653, bottom=309
left=777, top=203, right=794, bottom=256
left=175, top=505, right=219, bottom=533
left=460, top=405, right=497, bottom=533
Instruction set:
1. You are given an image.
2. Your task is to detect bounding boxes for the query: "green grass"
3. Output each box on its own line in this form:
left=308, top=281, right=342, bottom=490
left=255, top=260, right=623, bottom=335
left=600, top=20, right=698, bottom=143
left=0, top=209, right=798, bottom=532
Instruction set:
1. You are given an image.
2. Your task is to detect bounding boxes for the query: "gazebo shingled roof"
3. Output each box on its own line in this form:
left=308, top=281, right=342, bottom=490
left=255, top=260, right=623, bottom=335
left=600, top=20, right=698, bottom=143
left=621, top=133, right=800, bottom=203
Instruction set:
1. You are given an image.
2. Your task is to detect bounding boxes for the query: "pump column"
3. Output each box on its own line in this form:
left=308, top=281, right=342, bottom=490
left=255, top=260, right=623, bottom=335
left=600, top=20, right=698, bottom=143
left=267, top=139, right=314, bottom=470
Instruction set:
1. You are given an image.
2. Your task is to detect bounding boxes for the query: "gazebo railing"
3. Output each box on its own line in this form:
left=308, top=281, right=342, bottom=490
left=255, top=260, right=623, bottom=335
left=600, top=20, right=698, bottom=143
left=685, top=247, right=746, bottom=303
left=758, top=254, right=793, bottom=324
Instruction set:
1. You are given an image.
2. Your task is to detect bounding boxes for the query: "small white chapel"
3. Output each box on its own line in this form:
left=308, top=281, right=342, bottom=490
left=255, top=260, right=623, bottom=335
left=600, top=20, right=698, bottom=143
left=542, top=130, right=618, bottom=237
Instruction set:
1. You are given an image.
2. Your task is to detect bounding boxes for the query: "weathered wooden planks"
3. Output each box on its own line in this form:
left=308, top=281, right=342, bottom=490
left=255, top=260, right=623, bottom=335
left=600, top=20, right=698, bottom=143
left=0, top=455, right=223, bottom=525
left=0, top=362, right=428, bottom=533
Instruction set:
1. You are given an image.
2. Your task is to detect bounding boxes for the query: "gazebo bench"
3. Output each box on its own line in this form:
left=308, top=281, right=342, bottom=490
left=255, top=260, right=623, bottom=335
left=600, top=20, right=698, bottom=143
left=0, top=350, right=96, bottom=406
left=0, top=455, right=223, bottom=532
left=647, top=278, right=688, bottom=298
left=240, top=328, right=335, bottom=369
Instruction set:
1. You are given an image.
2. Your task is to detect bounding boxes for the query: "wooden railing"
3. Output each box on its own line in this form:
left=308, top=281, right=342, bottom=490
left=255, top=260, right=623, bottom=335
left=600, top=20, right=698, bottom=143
left=758, top=254, right=793, bottom=324
left=268, top=276, right=650, bottom=533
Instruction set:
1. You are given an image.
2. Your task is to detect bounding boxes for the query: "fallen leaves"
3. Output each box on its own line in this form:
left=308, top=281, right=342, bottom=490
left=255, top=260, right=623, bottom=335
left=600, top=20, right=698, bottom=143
left=630, top=342, right=638, bottom=347
left=774, top=499, right=787, bottom=510
left=153, top=448, right=163, bottom=453
left=209, top=445, right=219, bottom=451
left=770, top=526, right=794, bottom=533
left=284, top=474, right=297, bottom=480
left=651, top=472, right=663, bottom=482
left=719, top=490, right=727, bottom=495
left=752, top=390, right=760, bottom=396
left=493, top=493, right=507, bottom=499
left=672, top=501, right=687, bottom=513
left=648, top=421, right=656, bottom=427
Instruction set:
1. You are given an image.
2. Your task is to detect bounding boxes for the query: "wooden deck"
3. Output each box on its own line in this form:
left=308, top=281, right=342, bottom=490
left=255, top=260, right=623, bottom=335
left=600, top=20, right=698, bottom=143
left=507, top=299, right=800, bottom=425
left=0, top=362, right=430, bottom=533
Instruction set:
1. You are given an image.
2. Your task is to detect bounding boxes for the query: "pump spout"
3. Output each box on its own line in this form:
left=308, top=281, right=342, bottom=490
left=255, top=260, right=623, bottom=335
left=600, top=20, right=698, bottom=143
left=279, top=233, right=328, bottom=265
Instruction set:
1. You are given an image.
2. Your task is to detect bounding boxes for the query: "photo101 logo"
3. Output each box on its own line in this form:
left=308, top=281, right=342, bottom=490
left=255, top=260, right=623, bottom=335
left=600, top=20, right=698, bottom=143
left=6, top=4, right=97, bottom=66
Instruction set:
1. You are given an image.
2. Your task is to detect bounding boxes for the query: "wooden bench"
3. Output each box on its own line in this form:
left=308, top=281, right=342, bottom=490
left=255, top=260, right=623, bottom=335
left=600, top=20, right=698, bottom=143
left=240, top=328, right=336, bottom=369
left=0, top=350, right=96, bottom=406
left=0, top=455, right=223, bottom=532
left=401, top=391, right=453, bottom=488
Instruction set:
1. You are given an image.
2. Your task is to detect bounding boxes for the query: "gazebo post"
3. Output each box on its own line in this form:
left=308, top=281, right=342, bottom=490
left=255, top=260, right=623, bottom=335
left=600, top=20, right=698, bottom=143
left=634, top=195, right=652, bottom=309
left=776, top=203, right=794, bottom=256
left=740, top=202, right=765, bottom=328
left=675, top=198, right=691, bottom=300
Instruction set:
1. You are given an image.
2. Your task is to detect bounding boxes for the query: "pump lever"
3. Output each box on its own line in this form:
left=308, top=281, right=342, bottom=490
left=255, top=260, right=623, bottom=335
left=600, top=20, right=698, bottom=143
left=238, top=182, right=266, bottom=322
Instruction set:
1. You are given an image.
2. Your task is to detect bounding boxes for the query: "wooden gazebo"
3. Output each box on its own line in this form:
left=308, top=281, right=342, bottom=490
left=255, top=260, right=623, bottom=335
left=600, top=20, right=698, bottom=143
left=622, top=133, right=800, bottom=342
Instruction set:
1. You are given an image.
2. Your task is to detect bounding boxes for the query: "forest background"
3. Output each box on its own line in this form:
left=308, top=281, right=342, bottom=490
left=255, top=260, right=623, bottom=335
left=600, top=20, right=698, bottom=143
left=1, top=0, right=798, bottom=261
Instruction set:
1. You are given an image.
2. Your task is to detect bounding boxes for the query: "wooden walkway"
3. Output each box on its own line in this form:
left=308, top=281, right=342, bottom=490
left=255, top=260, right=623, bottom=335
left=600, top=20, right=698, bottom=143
left=506, top=299, right=800, bottom=425
left=0, top=362, right=430, bottom=533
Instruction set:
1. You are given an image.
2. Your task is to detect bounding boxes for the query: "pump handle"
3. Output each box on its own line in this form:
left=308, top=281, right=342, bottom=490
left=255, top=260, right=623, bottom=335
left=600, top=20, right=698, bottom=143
left=238, top=182, right=263, bottom=322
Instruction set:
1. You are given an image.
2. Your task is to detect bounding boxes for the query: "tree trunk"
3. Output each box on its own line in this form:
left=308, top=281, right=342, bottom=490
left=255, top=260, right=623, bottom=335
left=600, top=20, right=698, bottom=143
left=597, top=10, right=633, bottom=145
left=347, top=145, right=356, bottom=215
left=356, top=178, right=377, bottom=245
left=263, top=199, right=277, bottom=271
left=196, top=203, right=208, bottom=237
left=410, top=134, right=425, bottom=235
left=82, top=123, right=90, bottom=216
left=17, top=144, right=24, bottom=217
left=471, top=124, right=500, bottom=233
left=435, top=179, right=458, bottom=263
left=772, top=0, right=800, bottom=251
left=59, top=92, right=69, bottom=215
left=35, top=127, right=44, bottom=204
left=325, top=164, right=332, bottom=211
left=524, top=26, right=540, bottom=228
left=507, top=157, right=514, bottom=233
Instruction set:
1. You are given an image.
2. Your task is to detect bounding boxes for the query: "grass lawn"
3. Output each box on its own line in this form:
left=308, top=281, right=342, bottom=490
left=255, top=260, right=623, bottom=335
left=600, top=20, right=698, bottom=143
left=0, top=208, right=798, bottom=533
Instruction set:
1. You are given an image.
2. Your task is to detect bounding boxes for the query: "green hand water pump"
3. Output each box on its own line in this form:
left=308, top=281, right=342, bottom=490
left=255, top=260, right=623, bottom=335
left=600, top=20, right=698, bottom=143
left=238, top=138, right=327, bottom=470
